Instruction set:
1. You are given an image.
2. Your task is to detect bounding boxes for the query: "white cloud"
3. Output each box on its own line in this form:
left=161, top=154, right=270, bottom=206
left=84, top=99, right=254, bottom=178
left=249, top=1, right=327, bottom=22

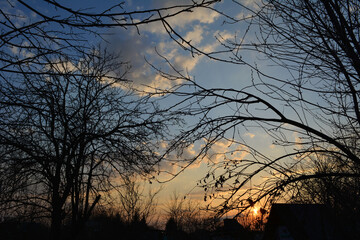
left=102, top=1, right=224, bottom=93
left=235, top=0, right=264, bottom=20
left=238, top=0, right=262, bottom=9
left=156, top=141, right=199, bottom=175
left=45, top=59, right=76, bottom=74
left=140, top=74, right=178, bottom=93
left=293, top=132, right=302, bottom=148
left=244, top=132, right=255, bottom=138
left=173, top=54, right=199, bottom=72
left=215, top=30, right=233, bottom=41
left=10, top=46, right=19, bottom=55
left=167, top=7, right=219, bottom=28
left=235, top=11, right=254, bottom=20
left=8, top=41, right=35, bottom=59
left=138, top=20, right=167, bottom=35
left=104, top=27, right=207, bottom=92
left=204, top=139, right=249, bottom=165
left=184, top=25, right=204, bottom=45
left=200, top=42, right=218, bottom=53
left=139, top=1, right=220, bottom=35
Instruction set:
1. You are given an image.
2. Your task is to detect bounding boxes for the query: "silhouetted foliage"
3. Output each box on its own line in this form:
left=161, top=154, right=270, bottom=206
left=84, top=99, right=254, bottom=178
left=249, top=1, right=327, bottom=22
left=290, top=154, right=360, bottom=239
left=165, top=217, right=178, bottom=233
left=0, top=219, right=48, bottom=240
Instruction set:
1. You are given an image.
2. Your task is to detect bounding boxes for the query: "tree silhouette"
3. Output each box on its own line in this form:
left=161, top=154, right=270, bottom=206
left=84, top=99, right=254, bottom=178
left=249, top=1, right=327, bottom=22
left=0, top=48, right=178, bottom=239
left=152, top=0, right=360, bottom=226
left=117, top=174, right=160, bottom=225
left=0, top=1, right=220, bottom=239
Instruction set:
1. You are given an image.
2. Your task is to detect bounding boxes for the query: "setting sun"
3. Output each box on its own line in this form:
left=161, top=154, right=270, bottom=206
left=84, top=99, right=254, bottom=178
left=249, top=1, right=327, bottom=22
left=253, top=207, right=259, bottom=216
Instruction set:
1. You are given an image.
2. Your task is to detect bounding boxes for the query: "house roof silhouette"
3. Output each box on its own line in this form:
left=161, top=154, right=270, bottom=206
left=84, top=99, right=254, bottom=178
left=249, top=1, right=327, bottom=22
left=263, top=204, right=337, bottom=240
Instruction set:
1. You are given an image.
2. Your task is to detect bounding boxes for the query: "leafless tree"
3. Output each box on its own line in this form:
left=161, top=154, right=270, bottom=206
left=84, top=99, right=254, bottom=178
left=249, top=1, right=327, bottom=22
left=151, top=0, right=360, bottom=227
left=164, top=192, right=219, bottom=233
left=0, top=0, right=219, bottom=78
left=0, top=48, right=179, bottom=239
left=117, top=174, right=161, bottom=225
left=164, top=192, right=200, bottom=233
left=288, top=151, right=360, bottom=237
left=0, top=1, right=220, bottom=239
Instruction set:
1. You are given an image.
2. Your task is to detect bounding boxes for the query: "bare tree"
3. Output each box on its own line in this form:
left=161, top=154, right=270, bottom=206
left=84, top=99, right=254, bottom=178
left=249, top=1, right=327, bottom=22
left=0, top=0, right=219, bottom=77
left=117, top=174, right=161, bottom=225
left=164, top=192, right=219, bottom=234
left=152, top=0, right=360, bottom=227
left=0, top=48, right=179, bottom=239
left=289, top=152, right=360, bottom=237
left=0, top=1, right=221, bottom=239
left=164, top=192, right=200, bottom=233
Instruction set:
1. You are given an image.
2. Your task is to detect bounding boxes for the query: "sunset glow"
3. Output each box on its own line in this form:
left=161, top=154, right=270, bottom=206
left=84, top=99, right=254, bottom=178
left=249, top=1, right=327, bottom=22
left=253, top=207, right=259, bottom=216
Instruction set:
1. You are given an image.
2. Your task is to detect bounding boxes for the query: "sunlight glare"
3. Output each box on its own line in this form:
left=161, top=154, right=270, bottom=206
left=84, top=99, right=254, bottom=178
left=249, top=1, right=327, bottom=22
left=253, top=207, right=259, bottom=216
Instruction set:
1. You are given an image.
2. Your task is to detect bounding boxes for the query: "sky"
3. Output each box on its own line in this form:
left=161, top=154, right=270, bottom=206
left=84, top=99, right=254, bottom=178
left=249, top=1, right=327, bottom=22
left=3, top=0, right=300, bottom=216
left=84, top=0, right=284, bottom=209
left=96, top=0, right=256, bottom=196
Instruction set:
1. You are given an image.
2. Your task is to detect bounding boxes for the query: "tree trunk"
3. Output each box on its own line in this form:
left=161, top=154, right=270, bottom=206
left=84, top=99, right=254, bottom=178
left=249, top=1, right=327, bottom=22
left=50, top=202, right=63, bottom=240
